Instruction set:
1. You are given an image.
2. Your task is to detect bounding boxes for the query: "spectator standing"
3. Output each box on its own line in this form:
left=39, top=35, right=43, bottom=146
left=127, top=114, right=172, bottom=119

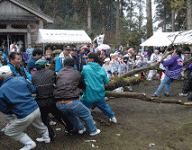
left=143, top=48, right=152, bottom=61
left=147, top=49, right=159, bottom=80
left=0, top=51, right=8, bottom=67
left=119, top=57, right=128, bottom=75
left=179, top=62, right=192, bottom=97
left=45, top=46, right=53, bottom=64
left=134, top=56, right=143, bottom=69
left=10, top=41, right=19, bottom=53
left=26, top=44, right=34, bottom=58
left=27, top=49, right=43, bottom=74
left=17, top=38, right=23, bottom=51
left=77, top=46, right=87, bottom=72
left=70, top=47, right=78, bottom=69
left=102, top=58, right=112, bottom=79
left=110, top=52, right=120, bottom=77
left=55, top=45, right=72, bottom=72
left=127, top=53, right=135, bottom=71
left=0, top=42, right=8, bottom=55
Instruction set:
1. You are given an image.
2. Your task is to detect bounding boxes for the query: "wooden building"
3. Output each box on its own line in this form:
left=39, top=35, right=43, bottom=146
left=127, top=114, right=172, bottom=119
left=0, top=0, right=54, bottom=54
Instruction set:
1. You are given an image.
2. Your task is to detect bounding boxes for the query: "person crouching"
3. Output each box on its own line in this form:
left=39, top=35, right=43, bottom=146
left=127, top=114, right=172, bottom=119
left=54, top=58, right=100, bottom=136
left=0, top=66, right=50, bottom=150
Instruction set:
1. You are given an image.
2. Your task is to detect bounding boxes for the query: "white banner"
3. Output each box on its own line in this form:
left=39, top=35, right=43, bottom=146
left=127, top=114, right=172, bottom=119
left=97, top=34, right=105, bottom=45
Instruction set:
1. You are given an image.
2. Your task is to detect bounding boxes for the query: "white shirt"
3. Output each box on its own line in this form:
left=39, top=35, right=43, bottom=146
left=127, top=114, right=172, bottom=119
left=10, top=44, right=19, bottom=53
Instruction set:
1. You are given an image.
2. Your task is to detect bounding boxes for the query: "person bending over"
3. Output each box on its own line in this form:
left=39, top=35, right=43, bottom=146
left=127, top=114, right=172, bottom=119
left=54, top=58, right=100, bottom=136
left=80, top=52, right=117, bottom=123
left=0, top=66, right=50, bottom=150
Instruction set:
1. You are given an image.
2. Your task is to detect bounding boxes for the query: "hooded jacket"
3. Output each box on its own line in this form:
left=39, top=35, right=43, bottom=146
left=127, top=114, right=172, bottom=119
left=81, top=62, right=109, bottom=102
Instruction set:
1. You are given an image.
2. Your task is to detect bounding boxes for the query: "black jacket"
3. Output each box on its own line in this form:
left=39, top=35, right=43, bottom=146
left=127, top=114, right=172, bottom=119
left=53, top=66, right=85, bottom=101
left=32, top=69, right=56, bottom=106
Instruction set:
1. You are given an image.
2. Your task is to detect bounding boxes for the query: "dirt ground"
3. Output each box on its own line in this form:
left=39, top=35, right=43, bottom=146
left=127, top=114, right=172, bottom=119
left=1, top=79, right=192, bottom=150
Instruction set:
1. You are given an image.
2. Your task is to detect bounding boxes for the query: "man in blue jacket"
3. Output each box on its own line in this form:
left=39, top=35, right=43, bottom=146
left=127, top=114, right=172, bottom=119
left=55, top=45, right=72, bottom=72
left=0, top=66, right=50, bottom=150
left=80, top=52, right=117, bottom=123
left=27, top=49, right=43, bottom=74
left=8, top=52, right=31, bottom=81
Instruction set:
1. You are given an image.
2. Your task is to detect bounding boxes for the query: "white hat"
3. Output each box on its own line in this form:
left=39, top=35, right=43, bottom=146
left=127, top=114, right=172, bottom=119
left=110, top=53, right=114, bottom=57
left=113, top=52, right=119, bottom=56
left=104, top=58, right=110, bottom=62
left=0, top=66, right=12, bottom=79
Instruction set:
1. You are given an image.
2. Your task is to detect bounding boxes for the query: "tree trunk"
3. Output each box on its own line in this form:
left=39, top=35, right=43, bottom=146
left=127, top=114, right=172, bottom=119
left=120, top=51, right=173, bottom=78
left=105, top=76, right=141, bottom=91
left=102, top=1, right=106, bottom=34
left=87, top=0, right=92, bottom=33
left=172, top=8, right=175, bottom=31
left=116, top=0, right=120, bottom=43
left=163, top=5, right=166, bottom=32
left=105, top=91, right=184, bottom=105
left=146, top=0, right=153, bottom=38
left=187, top=0, right=192, bottom=30
left=138, top=0, right=142, bottom=33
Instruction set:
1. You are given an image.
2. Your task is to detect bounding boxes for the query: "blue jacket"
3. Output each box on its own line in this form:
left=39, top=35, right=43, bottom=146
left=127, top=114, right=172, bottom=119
left=55, top=55, right=77, bottom=72
left=2, top=53, right=9, bottom=64
left=81, top=62, right=109, bottom=102
left=0, top=76, right=38, bottom=119
left=27, top=56, right=37, bottom=73
left=7, top=63, right=32, bottom=81
left=55, top=57, right=62, bottom=72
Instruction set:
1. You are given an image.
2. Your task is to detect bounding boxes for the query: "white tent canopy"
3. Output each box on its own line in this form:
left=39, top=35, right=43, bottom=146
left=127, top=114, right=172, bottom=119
left=140, top=32, right=175, bottom=47
left=36, top=29, right=92, bottom=44
left=140, top=30, right=192, bottom=47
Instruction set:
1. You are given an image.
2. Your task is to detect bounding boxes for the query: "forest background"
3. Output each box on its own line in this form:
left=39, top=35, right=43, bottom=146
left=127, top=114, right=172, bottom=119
left=21, top=0, right=192, bottom=50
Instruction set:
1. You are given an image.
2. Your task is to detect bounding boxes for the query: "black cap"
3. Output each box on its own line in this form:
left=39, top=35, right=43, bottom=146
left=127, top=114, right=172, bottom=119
left=64, top=58, right=74, bottom=67
left=64, top=45, right=71, bottom=50
left=71, top=48, right=77, bottom=51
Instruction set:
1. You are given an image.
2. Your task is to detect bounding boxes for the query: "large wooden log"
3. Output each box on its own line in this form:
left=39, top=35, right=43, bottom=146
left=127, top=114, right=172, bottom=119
left=121, top=51, right=173, bottom=78
left=105, top=76, right=141, bottom=91
left=105, top=91, right=184, bottom=105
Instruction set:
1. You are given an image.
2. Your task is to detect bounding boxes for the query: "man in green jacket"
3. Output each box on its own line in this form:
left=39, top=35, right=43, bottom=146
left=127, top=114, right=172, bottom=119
left=80, top=52, right=117, bottom=123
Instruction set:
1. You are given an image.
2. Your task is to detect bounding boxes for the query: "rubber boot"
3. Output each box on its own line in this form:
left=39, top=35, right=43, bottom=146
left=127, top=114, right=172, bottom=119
left=19, top=134, right=36, bottom=150
left=36, top=129, right=51, bottom=143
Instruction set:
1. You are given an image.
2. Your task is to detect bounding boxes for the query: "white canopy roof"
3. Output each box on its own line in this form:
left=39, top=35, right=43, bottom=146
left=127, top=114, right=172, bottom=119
left=140, top=32, right=175, bottom=47
left=36, top=29, right=92, bottom=44
left=140, top=30, right=192, bottom=47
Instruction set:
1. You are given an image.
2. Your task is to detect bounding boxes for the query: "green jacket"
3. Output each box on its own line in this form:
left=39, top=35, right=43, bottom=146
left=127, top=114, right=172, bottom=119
left=81, top=62, right=109, bottom=102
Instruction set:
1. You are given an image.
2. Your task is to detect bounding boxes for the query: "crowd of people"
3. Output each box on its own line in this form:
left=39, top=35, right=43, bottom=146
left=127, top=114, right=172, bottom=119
left=0, top=42, right=192, bottom=149
left=0, top=44, right=117, bottom=150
